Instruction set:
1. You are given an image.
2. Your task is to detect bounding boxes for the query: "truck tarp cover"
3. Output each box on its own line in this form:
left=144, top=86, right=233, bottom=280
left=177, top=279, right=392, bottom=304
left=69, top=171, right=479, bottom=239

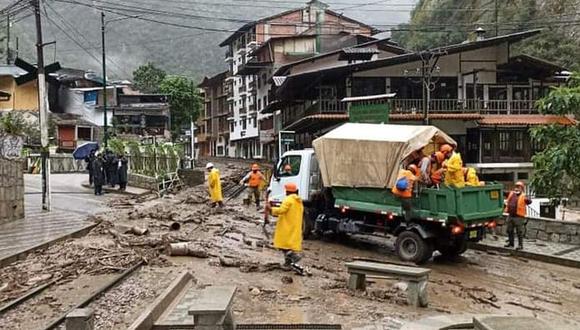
left=312, top=123, right=456, bottom=189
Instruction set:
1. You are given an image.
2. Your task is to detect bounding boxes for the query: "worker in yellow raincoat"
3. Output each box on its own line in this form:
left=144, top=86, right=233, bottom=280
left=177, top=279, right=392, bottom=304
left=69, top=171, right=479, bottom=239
left=267, top=182, right=304, bottom=269
left=443, top=150, right=465, bottom=188
left=463, top=167, right=484, bottom=186
left=206, top=163, right=223, bottom=208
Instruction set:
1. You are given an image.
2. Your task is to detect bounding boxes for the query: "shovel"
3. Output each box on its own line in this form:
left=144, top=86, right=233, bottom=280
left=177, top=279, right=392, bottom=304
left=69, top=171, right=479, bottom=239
left=262, top=190, right=271, bottom=239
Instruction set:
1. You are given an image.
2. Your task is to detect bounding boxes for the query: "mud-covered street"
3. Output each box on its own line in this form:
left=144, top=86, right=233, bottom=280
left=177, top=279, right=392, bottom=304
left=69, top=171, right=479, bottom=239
left=1, top=162, right=580, bottom=330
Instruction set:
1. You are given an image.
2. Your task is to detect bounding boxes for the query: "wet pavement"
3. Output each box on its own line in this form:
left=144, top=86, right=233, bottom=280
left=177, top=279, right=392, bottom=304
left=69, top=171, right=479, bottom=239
left=475, top=235, right=580, bottom=267
left=0, top=174, right=109, bottom=264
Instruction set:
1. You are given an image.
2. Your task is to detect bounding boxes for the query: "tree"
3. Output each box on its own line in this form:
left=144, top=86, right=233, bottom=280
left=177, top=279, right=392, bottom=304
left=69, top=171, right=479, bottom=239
left=159, top=75, right=201, bottom=139
left=132, top=63, right=166, bottom=94
left=530, top=73, right=580, bottom=199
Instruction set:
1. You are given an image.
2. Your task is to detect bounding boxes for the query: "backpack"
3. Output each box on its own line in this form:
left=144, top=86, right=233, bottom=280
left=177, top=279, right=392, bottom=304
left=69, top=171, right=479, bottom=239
left=395, top=177, right=408, bottom=191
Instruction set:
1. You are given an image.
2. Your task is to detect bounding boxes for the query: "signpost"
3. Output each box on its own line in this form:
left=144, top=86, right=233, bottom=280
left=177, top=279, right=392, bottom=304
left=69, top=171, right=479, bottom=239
left=343, top=93, right=396, bottom=124
left=278, top=130, right=295, bottom=160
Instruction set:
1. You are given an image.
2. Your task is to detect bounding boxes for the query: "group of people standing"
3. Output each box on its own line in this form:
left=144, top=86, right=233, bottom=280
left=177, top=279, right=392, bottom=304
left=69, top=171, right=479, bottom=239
left=85, top=150, right=129, bottom=196
left=205, top=162, right=306, bottom=273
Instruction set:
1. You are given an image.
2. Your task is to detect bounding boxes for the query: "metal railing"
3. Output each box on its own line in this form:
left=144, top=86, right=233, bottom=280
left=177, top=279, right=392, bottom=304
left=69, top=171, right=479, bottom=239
left=391, top=99, right=540, bottom=114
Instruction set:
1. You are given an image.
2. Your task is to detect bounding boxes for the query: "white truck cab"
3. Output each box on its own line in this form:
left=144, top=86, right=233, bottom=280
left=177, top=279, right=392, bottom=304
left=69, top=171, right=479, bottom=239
left=267, top=149, right=321, bottom=206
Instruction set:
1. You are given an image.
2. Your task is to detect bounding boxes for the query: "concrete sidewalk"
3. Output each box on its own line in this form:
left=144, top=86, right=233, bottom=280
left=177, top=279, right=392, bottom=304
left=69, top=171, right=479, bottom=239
left=474, top=236, right=580, bottom=268
left=81, top=182, right=151, bottom=196
left=0, top=174, right=107, bottom=267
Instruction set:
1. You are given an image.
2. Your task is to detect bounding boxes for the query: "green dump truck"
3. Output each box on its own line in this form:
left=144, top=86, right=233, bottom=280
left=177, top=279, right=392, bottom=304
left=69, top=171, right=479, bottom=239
left=267, top=123, right=504, bottom=264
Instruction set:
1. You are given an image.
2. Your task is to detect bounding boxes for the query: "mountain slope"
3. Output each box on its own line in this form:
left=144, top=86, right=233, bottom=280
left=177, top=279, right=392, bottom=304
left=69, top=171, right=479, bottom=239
left=1, top=0, right=413, bottom=80
left=392, top=0, right=580, bottom=70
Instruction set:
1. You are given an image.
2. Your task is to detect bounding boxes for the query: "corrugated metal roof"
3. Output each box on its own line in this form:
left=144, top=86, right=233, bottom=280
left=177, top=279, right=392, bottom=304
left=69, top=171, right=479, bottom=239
left=477, top=115, right=576, bottom=126
left=272, top=76, right=287, bottom=87
left=0, top=65, right=27, bottom=77
left=341, top=47, right=380, bottom=54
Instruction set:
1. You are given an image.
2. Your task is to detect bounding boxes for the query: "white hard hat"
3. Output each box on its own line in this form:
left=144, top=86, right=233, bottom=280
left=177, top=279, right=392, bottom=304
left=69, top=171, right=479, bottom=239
left=206, top=162, right=214, bottom=169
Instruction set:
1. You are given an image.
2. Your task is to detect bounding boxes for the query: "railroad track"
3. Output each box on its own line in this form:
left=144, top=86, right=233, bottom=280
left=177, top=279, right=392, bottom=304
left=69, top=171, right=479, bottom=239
left=0, top=260, right=144, bottom=329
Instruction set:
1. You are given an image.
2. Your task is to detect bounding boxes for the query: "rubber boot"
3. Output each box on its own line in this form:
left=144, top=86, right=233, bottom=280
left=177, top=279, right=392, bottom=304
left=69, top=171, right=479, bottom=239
left=504, top=233, right=514, bottom=248
left=516, top=237, right=524, bottom=251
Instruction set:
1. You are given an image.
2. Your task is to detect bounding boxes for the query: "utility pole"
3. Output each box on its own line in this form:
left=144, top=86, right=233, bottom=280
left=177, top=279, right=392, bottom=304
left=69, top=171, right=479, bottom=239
left=33, top=0, right=51, bottom=211
left=101, top=12, right=109, bottom=148
left=494, top=0, right=499, bottom=36
left=6, top=14, right=10, bottom=64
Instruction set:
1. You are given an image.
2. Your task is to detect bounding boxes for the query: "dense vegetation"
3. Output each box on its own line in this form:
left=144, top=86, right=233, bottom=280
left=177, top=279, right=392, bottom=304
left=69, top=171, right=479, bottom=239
left=392, top=0, right=580, bottom=70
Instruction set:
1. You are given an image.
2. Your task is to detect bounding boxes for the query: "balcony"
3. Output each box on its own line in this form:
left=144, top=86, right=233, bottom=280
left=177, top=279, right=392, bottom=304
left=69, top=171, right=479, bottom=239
left=58, top=139, right=77, bottom=150
left=390, top=99, right=540, bottom=115
left=225, top=49, right=233, bottom=62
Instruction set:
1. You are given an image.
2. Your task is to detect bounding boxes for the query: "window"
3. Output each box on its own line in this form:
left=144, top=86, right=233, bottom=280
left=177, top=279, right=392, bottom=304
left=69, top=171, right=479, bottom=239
left=230, top=122, right=234, bottom=132
left=499, top=132, right=509, bottom=152
left=252, top=117, right=257, bottom=127
left=277, top=155, right=301, bottom=177
left=242, top=119, right=247, bottom=130
left=77, top=127, right=92, bottom=140
left=258, top=99, right=262, bottom=111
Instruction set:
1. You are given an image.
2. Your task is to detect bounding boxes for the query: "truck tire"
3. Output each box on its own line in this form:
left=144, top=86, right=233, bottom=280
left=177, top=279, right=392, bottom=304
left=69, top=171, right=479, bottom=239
left=438, top=239, right=468, bottom=259
left=302, top=209, right=314, bottom=240
left=395, top=231, right=433, bottom=264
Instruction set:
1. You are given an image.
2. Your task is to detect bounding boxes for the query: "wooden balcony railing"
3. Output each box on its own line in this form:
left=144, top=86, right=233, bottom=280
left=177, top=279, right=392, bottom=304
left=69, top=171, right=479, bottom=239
left=391, top=99, right=540, bottom=114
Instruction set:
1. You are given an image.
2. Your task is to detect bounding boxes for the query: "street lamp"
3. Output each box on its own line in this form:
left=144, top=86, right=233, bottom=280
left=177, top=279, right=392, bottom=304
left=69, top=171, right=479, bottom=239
left=101, top=12, right=139, bottom=148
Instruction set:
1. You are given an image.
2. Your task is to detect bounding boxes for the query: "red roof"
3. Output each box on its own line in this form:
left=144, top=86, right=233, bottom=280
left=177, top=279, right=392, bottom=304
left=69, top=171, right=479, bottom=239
left=477, top=115, right=576, bottom=126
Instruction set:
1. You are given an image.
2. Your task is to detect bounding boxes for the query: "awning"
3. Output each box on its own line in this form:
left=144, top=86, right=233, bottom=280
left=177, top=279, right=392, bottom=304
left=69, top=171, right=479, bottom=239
left=237, top=61, right=272, bottom=76
left=284, top=114, right=349, bottom=133
left=477, top=115, right=576, bottom=126
left=285, top=113, right=484, bottom=133
left=338, top=47, right=379, bottom=61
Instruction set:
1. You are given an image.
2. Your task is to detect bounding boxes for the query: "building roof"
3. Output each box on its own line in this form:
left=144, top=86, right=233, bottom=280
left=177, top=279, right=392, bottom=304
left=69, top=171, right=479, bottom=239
left=0, top=65, right=27, bottom=77
left=273, top=37, right=406, bottom=77
left=276, top=30, right=544, bottom=99
left=477, top=114, right=576, bottom=126
left=219, top=3, right=380, bottom=47
left=498, top=54, right=567, bottom=80
left=199, top=71, right=229, bottom=88
left=51, top=113, right=97, bottom=127
left=284, top=113, right=484, bottom=132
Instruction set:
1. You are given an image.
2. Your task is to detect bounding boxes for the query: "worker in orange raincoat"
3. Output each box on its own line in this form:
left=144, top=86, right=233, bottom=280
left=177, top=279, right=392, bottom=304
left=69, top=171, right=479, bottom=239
left=504, top=181, right=532, bottom=250
left=267, top=182, right=304, bottom=268
left=392, top=164, right=419, bottom=223
left=241, top=163, right=266, bottom=210
left=429, top=151, right=446, bottom=187
left=206, top=162, right=223, bottom=208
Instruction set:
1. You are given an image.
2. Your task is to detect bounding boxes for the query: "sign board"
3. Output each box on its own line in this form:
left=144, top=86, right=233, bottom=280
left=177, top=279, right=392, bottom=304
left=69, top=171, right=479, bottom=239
left=280, top=131, right=295, bottom=144
left=349, top=102, right=390, bottom=124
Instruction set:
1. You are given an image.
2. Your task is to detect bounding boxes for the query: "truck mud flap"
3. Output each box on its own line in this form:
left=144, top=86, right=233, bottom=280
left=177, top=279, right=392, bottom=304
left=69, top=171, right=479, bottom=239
left=395, top=223, right=436, bottom=240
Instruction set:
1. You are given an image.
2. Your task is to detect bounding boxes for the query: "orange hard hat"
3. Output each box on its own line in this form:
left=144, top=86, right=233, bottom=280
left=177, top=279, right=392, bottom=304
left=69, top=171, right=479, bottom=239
left=251, top=164, right=259, bottom=171
left=284, top=164, right=292, bottom=171
left=407, top=164, right=419, bottom=176
left=515, top=181, right=525, bottom=188
left=440, top=144, right=454, bottom=154
left=284, top=182, right=298, bottom=193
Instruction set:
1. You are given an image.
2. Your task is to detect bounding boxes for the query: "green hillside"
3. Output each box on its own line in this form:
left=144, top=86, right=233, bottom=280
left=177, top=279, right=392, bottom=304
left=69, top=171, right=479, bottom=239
left=392, top=0, right=580, bottom=70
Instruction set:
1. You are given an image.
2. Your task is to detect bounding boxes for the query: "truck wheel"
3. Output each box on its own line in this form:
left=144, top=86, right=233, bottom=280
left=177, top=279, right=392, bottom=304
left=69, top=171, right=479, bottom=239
left=439, top=239, right=468, bottom=259
left=302, top=209, right=314, bottom=240
left=395, top=231, right=433, bottom=264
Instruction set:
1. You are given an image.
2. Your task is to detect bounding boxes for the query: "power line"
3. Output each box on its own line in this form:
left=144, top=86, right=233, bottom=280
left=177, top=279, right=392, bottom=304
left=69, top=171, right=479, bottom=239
left=43, top=1, right=130, bottom=76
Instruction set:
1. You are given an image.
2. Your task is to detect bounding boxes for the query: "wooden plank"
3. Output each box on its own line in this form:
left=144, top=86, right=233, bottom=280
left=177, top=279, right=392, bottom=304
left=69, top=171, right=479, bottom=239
left=188, top=286, right=236, bottom=315
left=345, top=261, right=430, bottom=277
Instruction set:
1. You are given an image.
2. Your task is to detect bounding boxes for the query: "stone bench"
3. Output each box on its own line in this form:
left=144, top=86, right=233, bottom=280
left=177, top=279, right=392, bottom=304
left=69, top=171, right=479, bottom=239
left=153, top=285, right=237, bottom=330
left=188, top=286, right=237, bottom=330
left=345, top=261, right=431, bottom=307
